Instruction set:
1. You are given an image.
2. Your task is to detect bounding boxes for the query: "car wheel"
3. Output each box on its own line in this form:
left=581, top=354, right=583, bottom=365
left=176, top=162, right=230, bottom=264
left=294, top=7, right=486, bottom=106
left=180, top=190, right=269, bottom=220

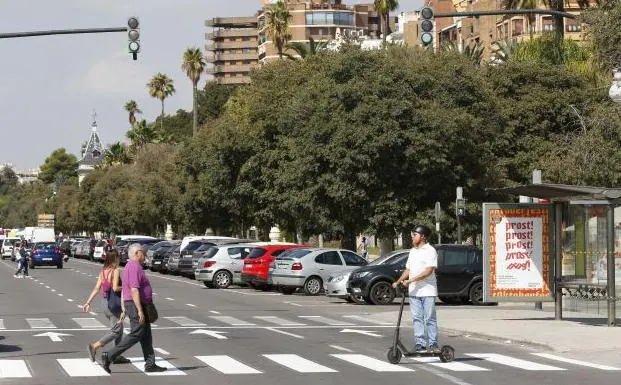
left=212, top=270, right=232, bottom=289
left=348, top=294, right=366, bottom=304
left=303, top=276, right=323, bottom=296
left=369, top=281, right=396, bottom=305
left=469, top=281, right=484, bottom=305
left=279, top=287, right=296, bottom=295
left=57, top=263, right=63, bottom=269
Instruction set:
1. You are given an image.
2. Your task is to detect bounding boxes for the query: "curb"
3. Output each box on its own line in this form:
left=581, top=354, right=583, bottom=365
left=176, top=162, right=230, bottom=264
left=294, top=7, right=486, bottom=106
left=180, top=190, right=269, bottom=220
left=440, top=327, right=553, bottom=352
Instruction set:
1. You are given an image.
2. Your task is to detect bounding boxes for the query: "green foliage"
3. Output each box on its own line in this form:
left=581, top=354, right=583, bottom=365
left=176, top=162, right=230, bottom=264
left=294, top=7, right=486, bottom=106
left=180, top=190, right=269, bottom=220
left=38, top=148, right=78, bottom=185
left=0, top=182, right=51, bottom=227
left=0, top=167, right=18, bottom=195
left=124, top=100, right=142, bottom=127
left=582, top=0, right=621, bottom=71
left=260, top=0, right=291, bottom=58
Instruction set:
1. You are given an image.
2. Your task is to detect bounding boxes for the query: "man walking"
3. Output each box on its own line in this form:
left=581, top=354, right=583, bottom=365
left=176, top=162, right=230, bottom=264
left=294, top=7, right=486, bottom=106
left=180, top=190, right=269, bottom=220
left=392, top=225, right=439, bottom=353
left=101, top=243, right=166, bottom=373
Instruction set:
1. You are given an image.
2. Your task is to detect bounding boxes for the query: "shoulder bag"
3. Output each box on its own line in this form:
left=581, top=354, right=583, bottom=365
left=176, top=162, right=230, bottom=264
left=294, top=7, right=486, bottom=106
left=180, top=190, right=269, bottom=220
left=144, top=302, right=158, bottom=323
left=105, top=269, right=122, bottom=314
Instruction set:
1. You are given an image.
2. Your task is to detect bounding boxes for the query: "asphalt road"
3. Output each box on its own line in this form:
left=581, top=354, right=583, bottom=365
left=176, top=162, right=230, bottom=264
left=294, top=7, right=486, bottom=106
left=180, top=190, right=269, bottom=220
left=1, top=257, right=620, bottom=385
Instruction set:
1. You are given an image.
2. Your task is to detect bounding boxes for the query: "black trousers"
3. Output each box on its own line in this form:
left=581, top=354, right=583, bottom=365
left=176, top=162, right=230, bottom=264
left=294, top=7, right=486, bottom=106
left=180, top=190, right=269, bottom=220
left=105, top=301, right=155, bottom=368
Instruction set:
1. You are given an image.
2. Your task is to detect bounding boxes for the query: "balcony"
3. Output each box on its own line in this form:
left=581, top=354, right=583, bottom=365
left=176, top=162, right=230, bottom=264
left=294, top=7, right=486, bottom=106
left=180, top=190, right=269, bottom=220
left=207, top=64, right=257, bottom=74
left=206, top=16, right=257, bottom=28
left=206, top=52, right=258, bottom=62
left=213, top=76, right=252, bottom=85
left=205, top=40, right=258, bottom=51
left=205, top=29, right=258, bottom=40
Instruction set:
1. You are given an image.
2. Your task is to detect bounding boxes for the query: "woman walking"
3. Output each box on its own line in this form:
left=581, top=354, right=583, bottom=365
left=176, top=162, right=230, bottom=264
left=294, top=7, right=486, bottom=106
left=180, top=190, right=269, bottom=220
left=80, top=250, right=130, bottom=364
left=14, top=240, right=29, bottom=278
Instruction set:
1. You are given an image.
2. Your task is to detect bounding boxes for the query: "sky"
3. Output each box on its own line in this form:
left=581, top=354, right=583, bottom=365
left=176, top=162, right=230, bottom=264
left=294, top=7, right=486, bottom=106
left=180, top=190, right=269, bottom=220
left=0, top=0, right=419, bottom=170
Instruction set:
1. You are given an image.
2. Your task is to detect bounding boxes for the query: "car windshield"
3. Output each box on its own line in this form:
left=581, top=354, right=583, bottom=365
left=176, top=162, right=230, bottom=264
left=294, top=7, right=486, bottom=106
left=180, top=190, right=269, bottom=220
left=276, top=248, right=312, bottom=260
left=195, top=243, right=216, bottom=252
left=370, top=251, right=409, bottom=266
left=202, top=247, right=219, bottom=259
left=246, top=248, right=267, bottom=259
left=184, top=241, right=207, bottom=252
left=34, top=243, right=56, bottom=250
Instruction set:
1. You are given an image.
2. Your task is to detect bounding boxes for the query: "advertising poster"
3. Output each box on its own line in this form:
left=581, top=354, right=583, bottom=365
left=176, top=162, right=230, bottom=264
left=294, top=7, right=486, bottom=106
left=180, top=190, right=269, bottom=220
left=483, top=204, right=554, bottom=302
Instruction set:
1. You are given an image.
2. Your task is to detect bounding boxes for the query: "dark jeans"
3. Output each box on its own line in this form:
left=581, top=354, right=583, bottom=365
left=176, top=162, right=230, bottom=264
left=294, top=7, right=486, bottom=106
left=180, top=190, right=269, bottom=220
left=105, top=301, right=155, bottom=368
left=15, top=259, right=28, bottom=276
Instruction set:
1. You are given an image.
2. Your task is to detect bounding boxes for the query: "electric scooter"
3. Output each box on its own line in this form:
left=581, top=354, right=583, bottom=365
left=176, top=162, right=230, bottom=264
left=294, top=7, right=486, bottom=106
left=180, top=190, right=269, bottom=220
left=386, top=284, right=455, bottom=364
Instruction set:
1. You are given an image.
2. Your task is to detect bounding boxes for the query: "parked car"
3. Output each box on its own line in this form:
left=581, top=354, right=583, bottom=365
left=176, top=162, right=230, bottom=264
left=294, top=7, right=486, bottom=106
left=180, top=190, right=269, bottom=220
left=29, top=242, right=64, bottom=269
left=118, top=238, right=161, bottom=265
left=195, top=244, right=259, bottom=288
left=155, top=243, right=180, bottom=273
left=92, top=240, right=108, bottom=262
left=326, top=250, right=409, bottom=304
left=347, top=244, right=485, bottom=305
left=73, top=239, right=95, bottom=260
left=270, top=248, right=368, bottom=296
left=145, top=241, right=170, bottom=270
left=1, top=237, right=21, bottom=259
left=241, top=243, right=307, bottom=290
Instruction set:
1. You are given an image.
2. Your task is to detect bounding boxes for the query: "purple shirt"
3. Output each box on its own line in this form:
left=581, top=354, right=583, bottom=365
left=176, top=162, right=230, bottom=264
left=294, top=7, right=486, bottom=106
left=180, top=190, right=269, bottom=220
left=122, top=260, right=153, bottom=304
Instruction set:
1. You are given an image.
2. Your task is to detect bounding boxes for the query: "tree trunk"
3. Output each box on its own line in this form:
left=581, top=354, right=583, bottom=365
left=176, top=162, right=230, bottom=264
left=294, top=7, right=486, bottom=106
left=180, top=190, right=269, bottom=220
left=384, top=11, right=390, bottom=45
left=379, top=237, right=394, bottom=257
left=380, top=12, right=386, bottom=45
left=552, top=0, right=565, bottom=39
left=340, top=225, right=356, bottom=251
left=192, top=84, right=198, bottom=136
left=160, top=99, right=165, bottom=132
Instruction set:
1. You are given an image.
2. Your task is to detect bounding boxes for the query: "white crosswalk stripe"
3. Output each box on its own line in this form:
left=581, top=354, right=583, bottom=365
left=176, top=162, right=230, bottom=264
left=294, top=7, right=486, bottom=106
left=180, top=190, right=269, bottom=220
left=196, top=355, right=262, bottom=374
left=26, top=318, right=56, bottom=329
left=209, top=316, right=256, bottom=326
left=466, top=353, right=566, bottom=371
left=411, top=357, right=490, bottom=371
left=263, top=354, right=338, bottom=373
left=331, top=354, right=414, bottom=372
left=72, top=318, right=106, bottom=328
left=252, top=316, right=306, bottom=326
left=57, top=358, right=109, bottom=377
left=298, top=316, right=354, bottom=326
left=0, top=360, right=32, bottom=378
left=532, top=353, right=621, bottom=371
left=163, top=316, right=206, bottom=327
left=129, top=357, right=186, bottom=376
left=342, top=315, right=392, bottom=325
left=0, top=319, right=4, bottom=329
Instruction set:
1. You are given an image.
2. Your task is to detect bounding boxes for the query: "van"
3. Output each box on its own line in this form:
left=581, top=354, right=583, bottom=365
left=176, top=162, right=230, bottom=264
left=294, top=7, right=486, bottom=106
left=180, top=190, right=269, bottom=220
left=113, top=235, right=156, bottom=247
left=30, top=228, right=55, bottom=243
left=1, top=237, right=22, bottom=259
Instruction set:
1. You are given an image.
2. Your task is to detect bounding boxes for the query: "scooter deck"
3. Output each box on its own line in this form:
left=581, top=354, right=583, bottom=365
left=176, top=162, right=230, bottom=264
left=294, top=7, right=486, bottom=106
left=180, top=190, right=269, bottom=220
left=403, top=351, right=443, bottom=358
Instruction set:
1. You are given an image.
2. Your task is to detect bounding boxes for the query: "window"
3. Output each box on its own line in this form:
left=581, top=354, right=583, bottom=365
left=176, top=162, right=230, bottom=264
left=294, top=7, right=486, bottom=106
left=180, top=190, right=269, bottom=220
left=315, top=251, right=343, bottom=265
left=443, top=249, right=469, bottom=266
left=242, top=36, right=250, bottom=41
left=242, top=60, right=251, bottom=64
left=272, top=249, right=289, bottom=257
left=227, top=247, right=253, bottom=259
left=341, top=251, right=367, bottom=266
left=566, top=24, right=581, bottom=32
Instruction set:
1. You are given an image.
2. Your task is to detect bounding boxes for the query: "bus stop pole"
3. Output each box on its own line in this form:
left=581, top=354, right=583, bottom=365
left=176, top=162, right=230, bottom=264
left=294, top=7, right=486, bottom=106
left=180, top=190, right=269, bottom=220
left=606, top=204, right=616, bottom=326
left=555, top=202, right=563, bottom=320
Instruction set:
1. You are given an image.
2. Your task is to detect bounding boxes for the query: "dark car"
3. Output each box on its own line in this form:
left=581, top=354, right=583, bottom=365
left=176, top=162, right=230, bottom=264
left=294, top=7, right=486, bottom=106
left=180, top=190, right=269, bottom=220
left=347, top=244, right=485, bottom=306
left=30, top=242, right=64, bottom=269
left=118, top=238, right=162, bottom=265
left=149, top=241, right=181, bottom=272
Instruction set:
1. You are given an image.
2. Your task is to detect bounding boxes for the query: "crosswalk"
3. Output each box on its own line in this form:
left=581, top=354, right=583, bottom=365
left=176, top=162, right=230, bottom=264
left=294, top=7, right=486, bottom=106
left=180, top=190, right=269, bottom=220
left=0, top=313, right=393, bottom=330
left=0, top=352, right=619, bottom=378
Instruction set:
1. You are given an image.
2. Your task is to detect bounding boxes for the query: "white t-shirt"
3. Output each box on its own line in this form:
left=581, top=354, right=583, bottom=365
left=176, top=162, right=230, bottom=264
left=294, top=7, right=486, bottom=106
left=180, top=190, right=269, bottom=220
left=406, top=243, right=438, bottom=297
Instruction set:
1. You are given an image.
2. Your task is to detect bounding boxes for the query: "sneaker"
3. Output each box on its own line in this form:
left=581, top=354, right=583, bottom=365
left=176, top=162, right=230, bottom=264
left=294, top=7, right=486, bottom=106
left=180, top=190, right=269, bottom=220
left=87, top=344, right=96, bottom=362
left=101, top=352, right=111, bottom=374
left=144, top=364, right=167, bottom=373
left=113, top=356, right=131, bottom=364
left=428, top=344, right=441, bottom=353
left=414, top=345, right=427, bottom=353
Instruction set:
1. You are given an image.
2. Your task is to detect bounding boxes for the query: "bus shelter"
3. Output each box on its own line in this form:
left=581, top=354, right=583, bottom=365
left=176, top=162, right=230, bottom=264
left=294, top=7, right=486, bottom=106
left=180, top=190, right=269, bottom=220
left=491, top=183, right=621, bottom=327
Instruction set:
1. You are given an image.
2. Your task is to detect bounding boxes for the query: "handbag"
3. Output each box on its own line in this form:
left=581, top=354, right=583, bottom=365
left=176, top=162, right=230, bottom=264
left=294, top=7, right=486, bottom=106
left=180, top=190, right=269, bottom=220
left=144, top=302, right=159, bottom=323
left=106, top=286, right=122, bottom=314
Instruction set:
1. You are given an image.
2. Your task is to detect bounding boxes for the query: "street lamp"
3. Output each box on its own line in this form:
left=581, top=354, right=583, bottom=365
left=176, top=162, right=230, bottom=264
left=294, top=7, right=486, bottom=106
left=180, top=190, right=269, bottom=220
left=610, top=68, right=621, bottom=104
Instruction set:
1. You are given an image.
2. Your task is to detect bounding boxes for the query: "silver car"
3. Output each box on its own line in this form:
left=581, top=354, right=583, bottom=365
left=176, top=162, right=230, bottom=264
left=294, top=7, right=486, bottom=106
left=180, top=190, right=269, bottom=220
left=271, top=248, right=367, bottom=296
left=195, top=244, right=258, bottom=288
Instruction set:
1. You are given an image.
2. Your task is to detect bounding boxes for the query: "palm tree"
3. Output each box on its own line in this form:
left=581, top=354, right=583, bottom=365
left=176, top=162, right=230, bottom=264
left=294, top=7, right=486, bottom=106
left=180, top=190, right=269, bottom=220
left=126, top=120, right=160, bottom=152
left=284, top=37, right=328, bottom=59
left=147, top=73, right=176, bottom=131
left=181, top=48, right=205, bottom=137
left=374, top=0, right=399, bottom=46
left=260, top=0, right=291, bottom=59
left=491, top=39, right=519, bottom=63
left=123, top=100, right=142, bottom=127
left=102, top=142, right=130, bottom=167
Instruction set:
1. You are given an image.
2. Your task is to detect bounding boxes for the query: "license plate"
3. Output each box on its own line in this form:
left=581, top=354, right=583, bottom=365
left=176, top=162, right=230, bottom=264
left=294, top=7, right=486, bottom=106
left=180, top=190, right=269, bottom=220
left=246, top=264, right=253, bottom=268
left=154, top=261, right=161, bottom=264
left=43, top=258, right=52, bottom=261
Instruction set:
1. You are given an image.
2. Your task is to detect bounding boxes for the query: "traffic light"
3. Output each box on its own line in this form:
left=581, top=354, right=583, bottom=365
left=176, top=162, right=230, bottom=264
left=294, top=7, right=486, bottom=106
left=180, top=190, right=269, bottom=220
left=419, top=6, right=434, bottom=48
left=127, top=17, right=140, bottom=60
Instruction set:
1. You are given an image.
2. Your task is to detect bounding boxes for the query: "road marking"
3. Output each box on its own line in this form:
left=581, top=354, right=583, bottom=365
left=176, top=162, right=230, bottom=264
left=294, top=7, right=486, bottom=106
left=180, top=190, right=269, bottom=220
left=73, top=318, right=106, bottom=329
left=299, top=316, right=354, bottom=326
left=329, top=345, right=354, bottom=352
left=57, top=358, right=109, bottom=377
left=263, top=354, right=337, bottom=373
left=412, top=357, right=490, bottom=371
left=51, top=289, right=56, bottom=292
left=532, top=353, right=621, bottom=371
left=342, top=315, right=392, bottom=325
left=266, top=327, right=304, bottom=339
left=0, top=360, right=32, bottom=378
left=58, top=293, right=64, bottom=297
left=332, top=354, right=414, bottom=372
left=209, top=310, right=221, bottom=315
left=165, top=297, right=174, bottom=301
left=466, top=353, right=566, bottom=371
left=67, top=299, right=74, bottom=302
left=163, top=316, right=206, bottom=327
left=129, top=357, right=186, bottom=376
left=89, top=311, right=97, bottom=316
left=209, top=316, right=255, bottom=326
left=154, top=348, right=170, bottom=355
left=253, top=316, right=306, bottom=326
left=340, top=329, right=382, bottom=337
left=45, top=286, right=50, bottom=289
left=39, top=282, right=44, bottom=285
left=26, top=318, right=56, bottom=329
left=186, top=303, right=197, bottom=308
left=284, top=301, right=303, bottom=307
left=196, top=355, right=262, bottom=374
left=0, top=319, right=4, bottom=329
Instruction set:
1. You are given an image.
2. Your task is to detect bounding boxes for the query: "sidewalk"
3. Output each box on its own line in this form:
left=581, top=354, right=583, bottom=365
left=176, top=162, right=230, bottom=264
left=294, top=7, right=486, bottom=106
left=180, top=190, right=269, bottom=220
left=373, top=303, right=621, bottom=354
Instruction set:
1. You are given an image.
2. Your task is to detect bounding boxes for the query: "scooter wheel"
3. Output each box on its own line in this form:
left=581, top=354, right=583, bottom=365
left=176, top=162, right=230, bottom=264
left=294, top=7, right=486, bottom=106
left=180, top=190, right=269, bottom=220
left=439, top=345, right=455, bottom=363
left=386, top=347, right=402, bottom=364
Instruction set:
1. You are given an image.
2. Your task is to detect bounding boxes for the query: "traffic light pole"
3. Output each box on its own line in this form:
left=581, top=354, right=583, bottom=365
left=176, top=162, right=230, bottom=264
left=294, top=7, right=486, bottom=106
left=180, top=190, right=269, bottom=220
left=0, top=27, right=126, bottom=39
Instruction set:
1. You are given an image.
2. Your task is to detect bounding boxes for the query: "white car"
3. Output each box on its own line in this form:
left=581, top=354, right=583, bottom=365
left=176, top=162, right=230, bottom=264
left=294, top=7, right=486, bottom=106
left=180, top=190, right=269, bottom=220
left=195, top=243, right=259, bottom=289
left=1, top=237, right=21, bottom=259
left=92, top=240, right=108, bottom=262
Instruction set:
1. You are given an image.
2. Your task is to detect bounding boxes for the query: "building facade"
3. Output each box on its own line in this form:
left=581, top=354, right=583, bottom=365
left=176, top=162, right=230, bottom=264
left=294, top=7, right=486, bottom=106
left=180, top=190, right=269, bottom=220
left=77, top=115, right=105, bottom=186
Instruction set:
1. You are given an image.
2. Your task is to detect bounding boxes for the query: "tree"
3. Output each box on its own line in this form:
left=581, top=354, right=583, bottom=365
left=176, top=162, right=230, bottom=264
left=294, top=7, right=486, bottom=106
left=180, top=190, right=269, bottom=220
left=260, top=0, right=291, bottom=58
left=0, top=167, right=18, bottom=195
left=181, top=47, right=206, bottom=136
left=582, top=0, right=621, bottom=72
left=374, top=0, right=399, bottom=45
left=147, top=73, right=176, bottom=131
left=441, top=41, right=485, bottom=65
left=38, top=148, right=78, bottom=185
left=126, top=119, right=160, bottom=151
left=284, top=37, right=328, bottom=59
left=101, top=142, right=131, bottom=168
left=124, top=100, right=142, bottom=127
